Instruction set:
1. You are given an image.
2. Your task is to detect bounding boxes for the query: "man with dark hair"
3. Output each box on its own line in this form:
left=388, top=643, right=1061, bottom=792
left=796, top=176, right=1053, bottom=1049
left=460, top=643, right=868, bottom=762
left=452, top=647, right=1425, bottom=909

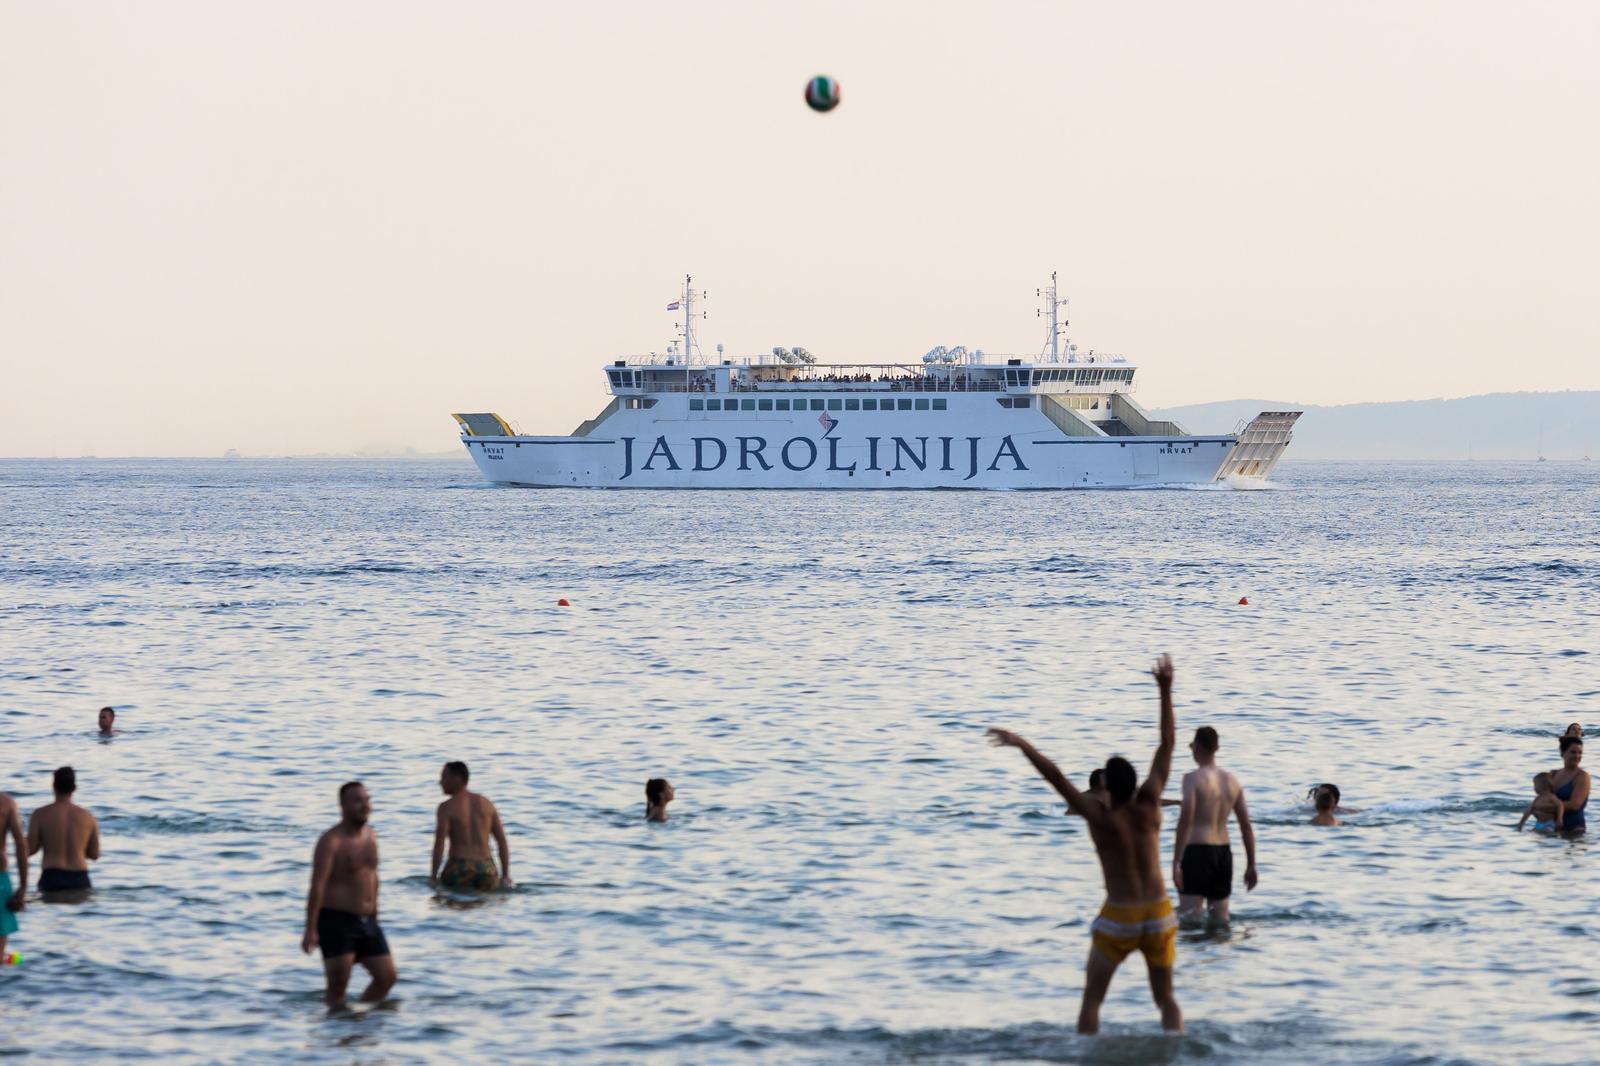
left=97, top=707, right=116, bottom=736
left=1, top=787, right=26, bottom=956
left=988, top=654, right=1183, bottom=1034
left=28, top=767, right=100, bottom=896
left=302, top=781, right=396, bottom=1007
left=431, top=761, right=511, bottom=891
left=645, top=778, right=675, bottom=822
left=1172, top=726, right=1258, bottom=922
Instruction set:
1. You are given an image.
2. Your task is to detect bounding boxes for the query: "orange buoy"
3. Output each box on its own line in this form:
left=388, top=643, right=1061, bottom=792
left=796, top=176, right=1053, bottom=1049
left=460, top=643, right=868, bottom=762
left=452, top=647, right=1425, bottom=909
left=1237, top=596, right=1249, bottom=605
left=557, top=598, right=571, bottom=607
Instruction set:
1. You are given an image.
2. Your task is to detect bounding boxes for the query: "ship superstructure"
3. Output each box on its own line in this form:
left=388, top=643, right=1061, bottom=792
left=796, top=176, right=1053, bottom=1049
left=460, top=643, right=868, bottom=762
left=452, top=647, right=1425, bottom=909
left=453, top=276, right=1300, bottom=489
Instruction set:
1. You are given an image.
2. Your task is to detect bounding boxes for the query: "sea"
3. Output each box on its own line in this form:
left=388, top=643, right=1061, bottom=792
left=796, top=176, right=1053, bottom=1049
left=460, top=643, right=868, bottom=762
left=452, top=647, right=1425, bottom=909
left=1, top=458, right=1596, bottom=1065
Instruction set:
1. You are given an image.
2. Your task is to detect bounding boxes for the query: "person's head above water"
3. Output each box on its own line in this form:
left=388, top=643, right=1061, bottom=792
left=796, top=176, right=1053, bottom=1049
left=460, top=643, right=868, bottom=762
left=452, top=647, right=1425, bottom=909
left=1559, top=735, right=1584, bottom=768
left=1189, top=726, right=1218, bottom=764
left=1102, top=756, right=1137, bottom=806
left=53, top=766, right=76, bottom=796
left=1088, top=768, right=1106, bottom=792
left=338, top=780, right=371, bottom=826
left=1533, top=771, right=1555, bottom=794
left=645, top=778, right=675, bottom=821
left=97, top=706, right=115, bottom=733
left=1310, top=783, right=1341, bottom=810
left=1565, top=723, right=1584, bottom=738
left=440, top=761, right=469, bottom=795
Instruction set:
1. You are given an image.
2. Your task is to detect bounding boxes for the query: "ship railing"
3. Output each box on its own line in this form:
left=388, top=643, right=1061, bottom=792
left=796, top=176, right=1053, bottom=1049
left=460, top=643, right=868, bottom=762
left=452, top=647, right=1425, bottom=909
left=624, top=379, right=1010, bottom=394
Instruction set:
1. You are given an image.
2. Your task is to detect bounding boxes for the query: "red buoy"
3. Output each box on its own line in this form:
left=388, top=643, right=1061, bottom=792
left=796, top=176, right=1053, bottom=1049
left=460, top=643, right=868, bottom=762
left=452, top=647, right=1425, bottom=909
left=557, top=598, right=571, bottom=607
left=1237, top=596, right=1249, bottom=605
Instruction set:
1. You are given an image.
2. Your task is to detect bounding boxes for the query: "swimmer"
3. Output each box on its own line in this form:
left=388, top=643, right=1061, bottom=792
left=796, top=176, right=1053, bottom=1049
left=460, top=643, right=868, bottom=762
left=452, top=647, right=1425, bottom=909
left=646, top=778, right=674, bottom=822
left=27, top=768, right=99, bottom=896
left=97, top=707, right=115, bottom=736
left=1069, top=769, right=1180, bottom=817
left=1564, top=722, right=1583, bottom=739
left=1516, top=772, right=1564, bottom=833
left=1550, top=736, right=1589, bottom=834
left=1172, top=727, right=1258, bottom=921
left=1306, top=783, right=1360, bottom=820
left=431, top=761, right=511, bottom=891
left=988, top=654, right=1183, bottom=1034
left=302, top=782, right=396, bottom=1008
left=1309, top=786, right=1341, bottom=826
left=1, top=789, right=26, bottom=958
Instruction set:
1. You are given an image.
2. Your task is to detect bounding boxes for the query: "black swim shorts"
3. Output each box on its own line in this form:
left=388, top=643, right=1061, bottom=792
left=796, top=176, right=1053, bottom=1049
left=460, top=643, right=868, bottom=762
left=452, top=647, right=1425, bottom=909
left=316, top=908, right=390, bottom=960
left=38, top=868, right=92, bottom=893
left=1179, top=843, right=1233, bottom=901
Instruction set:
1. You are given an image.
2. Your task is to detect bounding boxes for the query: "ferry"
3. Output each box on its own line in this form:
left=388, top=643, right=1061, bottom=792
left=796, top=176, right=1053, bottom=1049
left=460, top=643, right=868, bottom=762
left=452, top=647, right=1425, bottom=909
left=454, top=276, right=1300, bottom=489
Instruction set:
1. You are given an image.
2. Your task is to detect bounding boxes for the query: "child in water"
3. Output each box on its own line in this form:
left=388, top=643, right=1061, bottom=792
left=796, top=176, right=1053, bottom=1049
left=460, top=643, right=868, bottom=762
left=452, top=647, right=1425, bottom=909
left=1516, top=772, right=1564, bottom=833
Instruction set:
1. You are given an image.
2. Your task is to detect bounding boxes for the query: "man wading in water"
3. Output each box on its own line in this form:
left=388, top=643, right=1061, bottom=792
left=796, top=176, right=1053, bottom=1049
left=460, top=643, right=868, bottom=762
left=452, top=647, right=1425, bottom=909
left=302, top=781, right=396, bottom=1007
left=988, top=655, right=1182, bottom=1034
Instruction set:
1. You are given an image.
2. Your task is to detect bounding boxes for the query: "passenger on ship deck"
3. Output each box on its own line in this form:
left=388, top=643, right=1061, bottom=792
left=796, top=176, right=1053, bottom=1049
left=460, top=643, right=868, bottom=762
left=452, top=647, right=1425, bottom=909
left=431, top=761, right=512, bottom=892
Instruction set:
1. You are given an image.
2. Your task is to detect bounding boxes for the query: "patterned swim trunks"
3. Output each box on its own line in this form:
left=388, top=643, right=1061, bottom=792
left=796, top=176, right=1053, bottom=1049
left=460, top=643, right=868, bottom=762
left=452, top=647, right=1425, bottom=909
left=1090, top=897, right=1177, bottom=969
left=439, top=857, right=501, bottom=892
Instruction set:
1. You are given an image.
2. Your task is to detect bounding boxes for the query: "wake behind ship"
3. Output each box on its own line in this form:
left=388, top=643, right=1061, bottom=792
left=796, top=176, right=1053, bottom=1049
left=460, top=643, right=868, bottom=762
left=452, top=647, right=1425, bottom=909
left=454, top=276, right=1300, bottom=490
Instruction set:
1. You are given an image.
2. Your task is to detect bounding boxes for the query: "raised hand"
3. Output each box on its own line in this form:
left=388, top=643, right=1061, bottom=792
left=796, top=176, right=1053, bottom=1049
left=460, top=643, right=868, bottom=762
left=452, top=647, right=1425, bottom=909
left=1151, top=654, right=1175, bottom=689
left=987, top=727, right=1026, bottom=749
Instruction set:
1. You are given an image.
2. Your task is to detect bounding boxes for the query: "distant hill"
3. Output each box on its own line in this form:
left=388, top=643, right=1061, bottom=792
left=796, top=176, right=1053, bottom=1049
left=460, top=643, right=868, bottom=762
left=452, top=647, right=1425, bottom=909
left=1151, top=390, right=1600, bottom=461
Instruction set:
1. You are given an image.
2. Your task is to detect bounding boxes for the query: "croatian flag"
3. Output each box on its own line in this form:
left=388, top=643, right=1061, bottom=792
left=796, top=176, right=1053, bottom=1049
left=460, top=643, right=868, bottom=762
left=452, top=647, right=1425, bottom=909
left=666, top=301, right=681, bottom=311
left=818, top=410, right=837, bottom=435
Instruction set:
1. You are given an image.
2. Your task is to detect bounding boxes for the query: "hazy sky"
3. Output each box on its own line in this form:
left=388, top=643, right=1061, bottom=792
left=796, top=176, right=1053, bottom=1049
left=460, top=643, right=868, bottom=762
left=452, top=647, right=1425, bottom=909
left=3, top=2, right=1597, bottom=456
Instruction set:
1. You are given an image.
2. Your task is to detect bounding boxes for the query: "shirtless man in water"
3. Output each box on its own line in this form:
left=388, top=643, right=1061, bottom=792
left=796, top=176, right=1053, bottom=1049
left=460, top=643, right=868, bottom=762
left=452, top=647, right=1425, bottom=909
left=303, top=782, right=396, bottom=1007
left=988, top=654, right=1183, bottom=1034
left=28, top=767, right=100, bottom=896
left=431, top=761, right=511, bottom=891
left=1, top=789, right=26, bottom=957
left=1171, top=726, right=1258, bottom=921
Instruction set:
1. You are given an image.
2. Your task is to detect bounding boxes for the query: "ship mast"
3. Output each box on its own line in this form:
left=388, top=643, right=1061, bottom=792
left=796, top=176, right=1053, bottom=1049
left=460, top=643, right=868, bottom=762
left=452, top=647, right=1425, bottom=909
left=1037, top=271, right=1069, bottom=362
left=677, top=275, right=707, bottom=364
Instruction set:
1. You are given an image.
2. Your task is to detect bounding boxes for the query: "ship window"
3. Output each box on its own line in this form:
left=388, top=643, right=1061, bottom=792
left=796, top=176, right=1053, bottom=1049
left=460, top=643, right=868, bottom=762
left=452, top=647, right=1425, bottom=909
left=1014, top=397, right=1031, bottom=408
left=708, top=399, right=722, bottom=410
left=741, top=399, right=755, bottom=411
left=608, top=372, right=623, bottom=387
left=775, top=399, right=790, bottom=411
left=810, top=399, right=824, bottom=411
left=845, top=399, right=860, bottom=411
left=862, top=399, right=877, bottom=411
left=898, top=399, right=912, bottom=410
left=690, top=399, right=704, bottom=411
left=915, top=398, right=929, bottom=410
left=828, top=399, right=843, bottom=411
left=932, top=398, right=947, bottom=410
left=758, top=398, right=773, bottom=411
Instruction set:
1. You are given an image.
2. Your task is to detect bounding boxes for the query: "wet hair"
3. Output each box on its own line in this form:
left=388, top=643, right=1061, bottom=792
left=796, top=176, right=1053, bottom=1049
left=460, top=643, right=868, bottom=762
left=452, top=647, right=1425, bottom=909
left=1192, top=726, right=1218, bottom=754
left=1559, top=735, right=1583, bottom=755
left=1533, top=772, right=1554, bottom=792
left=1103, top=757, right=1136, bottom=805
left=1088, top=768, right=1105, bottom=791
left=645, top=778, right=670, bottom=805
left=99, top=706, right=115, bottom=721
left=338, top=780, right=364, bottom=802
left=1565, top=723, right=1584, bottom=737
left=53, top=766, right=76, bottom=794
left=1309, top=782, right=1341, bottom=809
left=444, top=760, right=469, bottom=783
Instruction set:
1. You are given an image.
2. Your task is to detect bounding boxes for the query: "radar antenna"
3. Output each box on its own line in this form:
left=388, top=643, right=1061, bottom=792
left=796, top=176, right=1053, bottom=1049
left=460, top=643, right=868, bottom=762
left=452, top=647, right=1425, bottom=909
left=1037, top=271, right=1069, bottom=362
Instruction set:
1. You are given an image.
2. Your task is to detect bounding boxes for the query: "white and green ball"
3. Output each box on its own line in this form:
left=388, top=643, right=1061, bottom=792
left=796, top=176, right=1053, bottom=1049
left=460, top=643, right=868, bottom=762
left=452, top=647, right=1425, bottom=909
left=805, top=75, right=840, bottom=113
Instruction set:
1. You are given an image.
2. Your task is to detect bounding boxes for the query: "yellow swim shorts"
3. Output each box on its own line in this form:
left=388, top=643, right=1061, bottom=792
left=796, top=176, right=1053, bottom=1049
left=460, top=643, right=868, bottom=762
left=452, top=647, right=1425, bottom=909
left=1090, top=897, right=1177, bottom=969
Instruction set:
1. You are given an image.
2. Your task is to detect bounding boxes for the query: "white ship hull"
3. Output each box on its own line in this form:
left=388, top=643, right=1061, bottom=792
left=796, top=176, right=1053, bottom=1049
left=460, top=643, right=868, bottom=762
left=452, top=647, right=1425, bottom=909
left=460, top=396, right=1290, bottom=489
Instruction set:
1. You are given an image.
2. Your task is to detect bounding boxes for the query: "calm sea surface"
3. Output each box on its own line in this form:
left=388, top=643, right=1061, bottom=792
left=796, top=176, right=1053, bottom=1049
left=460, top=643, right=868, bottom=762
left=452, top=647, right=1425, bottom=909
left=1, top=458, right=1597, bottom=1065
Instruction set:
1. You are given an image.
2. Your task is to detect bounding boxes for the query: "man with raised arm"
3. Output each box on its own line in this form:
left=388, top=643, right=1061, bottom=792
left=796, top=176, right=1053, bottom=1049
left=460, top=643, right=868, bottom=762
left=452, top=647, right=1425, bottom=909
left=988, top=654, right=1182, bottom=1035
left=1171, top=726, right=1258, bottom=922
left=302, top=781, right=396, bottom=1008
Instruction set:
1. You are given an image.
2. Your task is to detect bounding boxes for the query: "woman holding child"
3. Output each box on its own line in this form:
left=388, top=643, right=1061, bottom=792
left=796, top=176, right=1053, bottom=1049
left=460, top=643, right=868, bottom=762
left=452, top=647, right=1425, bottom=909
left=1549, top=734, right=1588, bottom=834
